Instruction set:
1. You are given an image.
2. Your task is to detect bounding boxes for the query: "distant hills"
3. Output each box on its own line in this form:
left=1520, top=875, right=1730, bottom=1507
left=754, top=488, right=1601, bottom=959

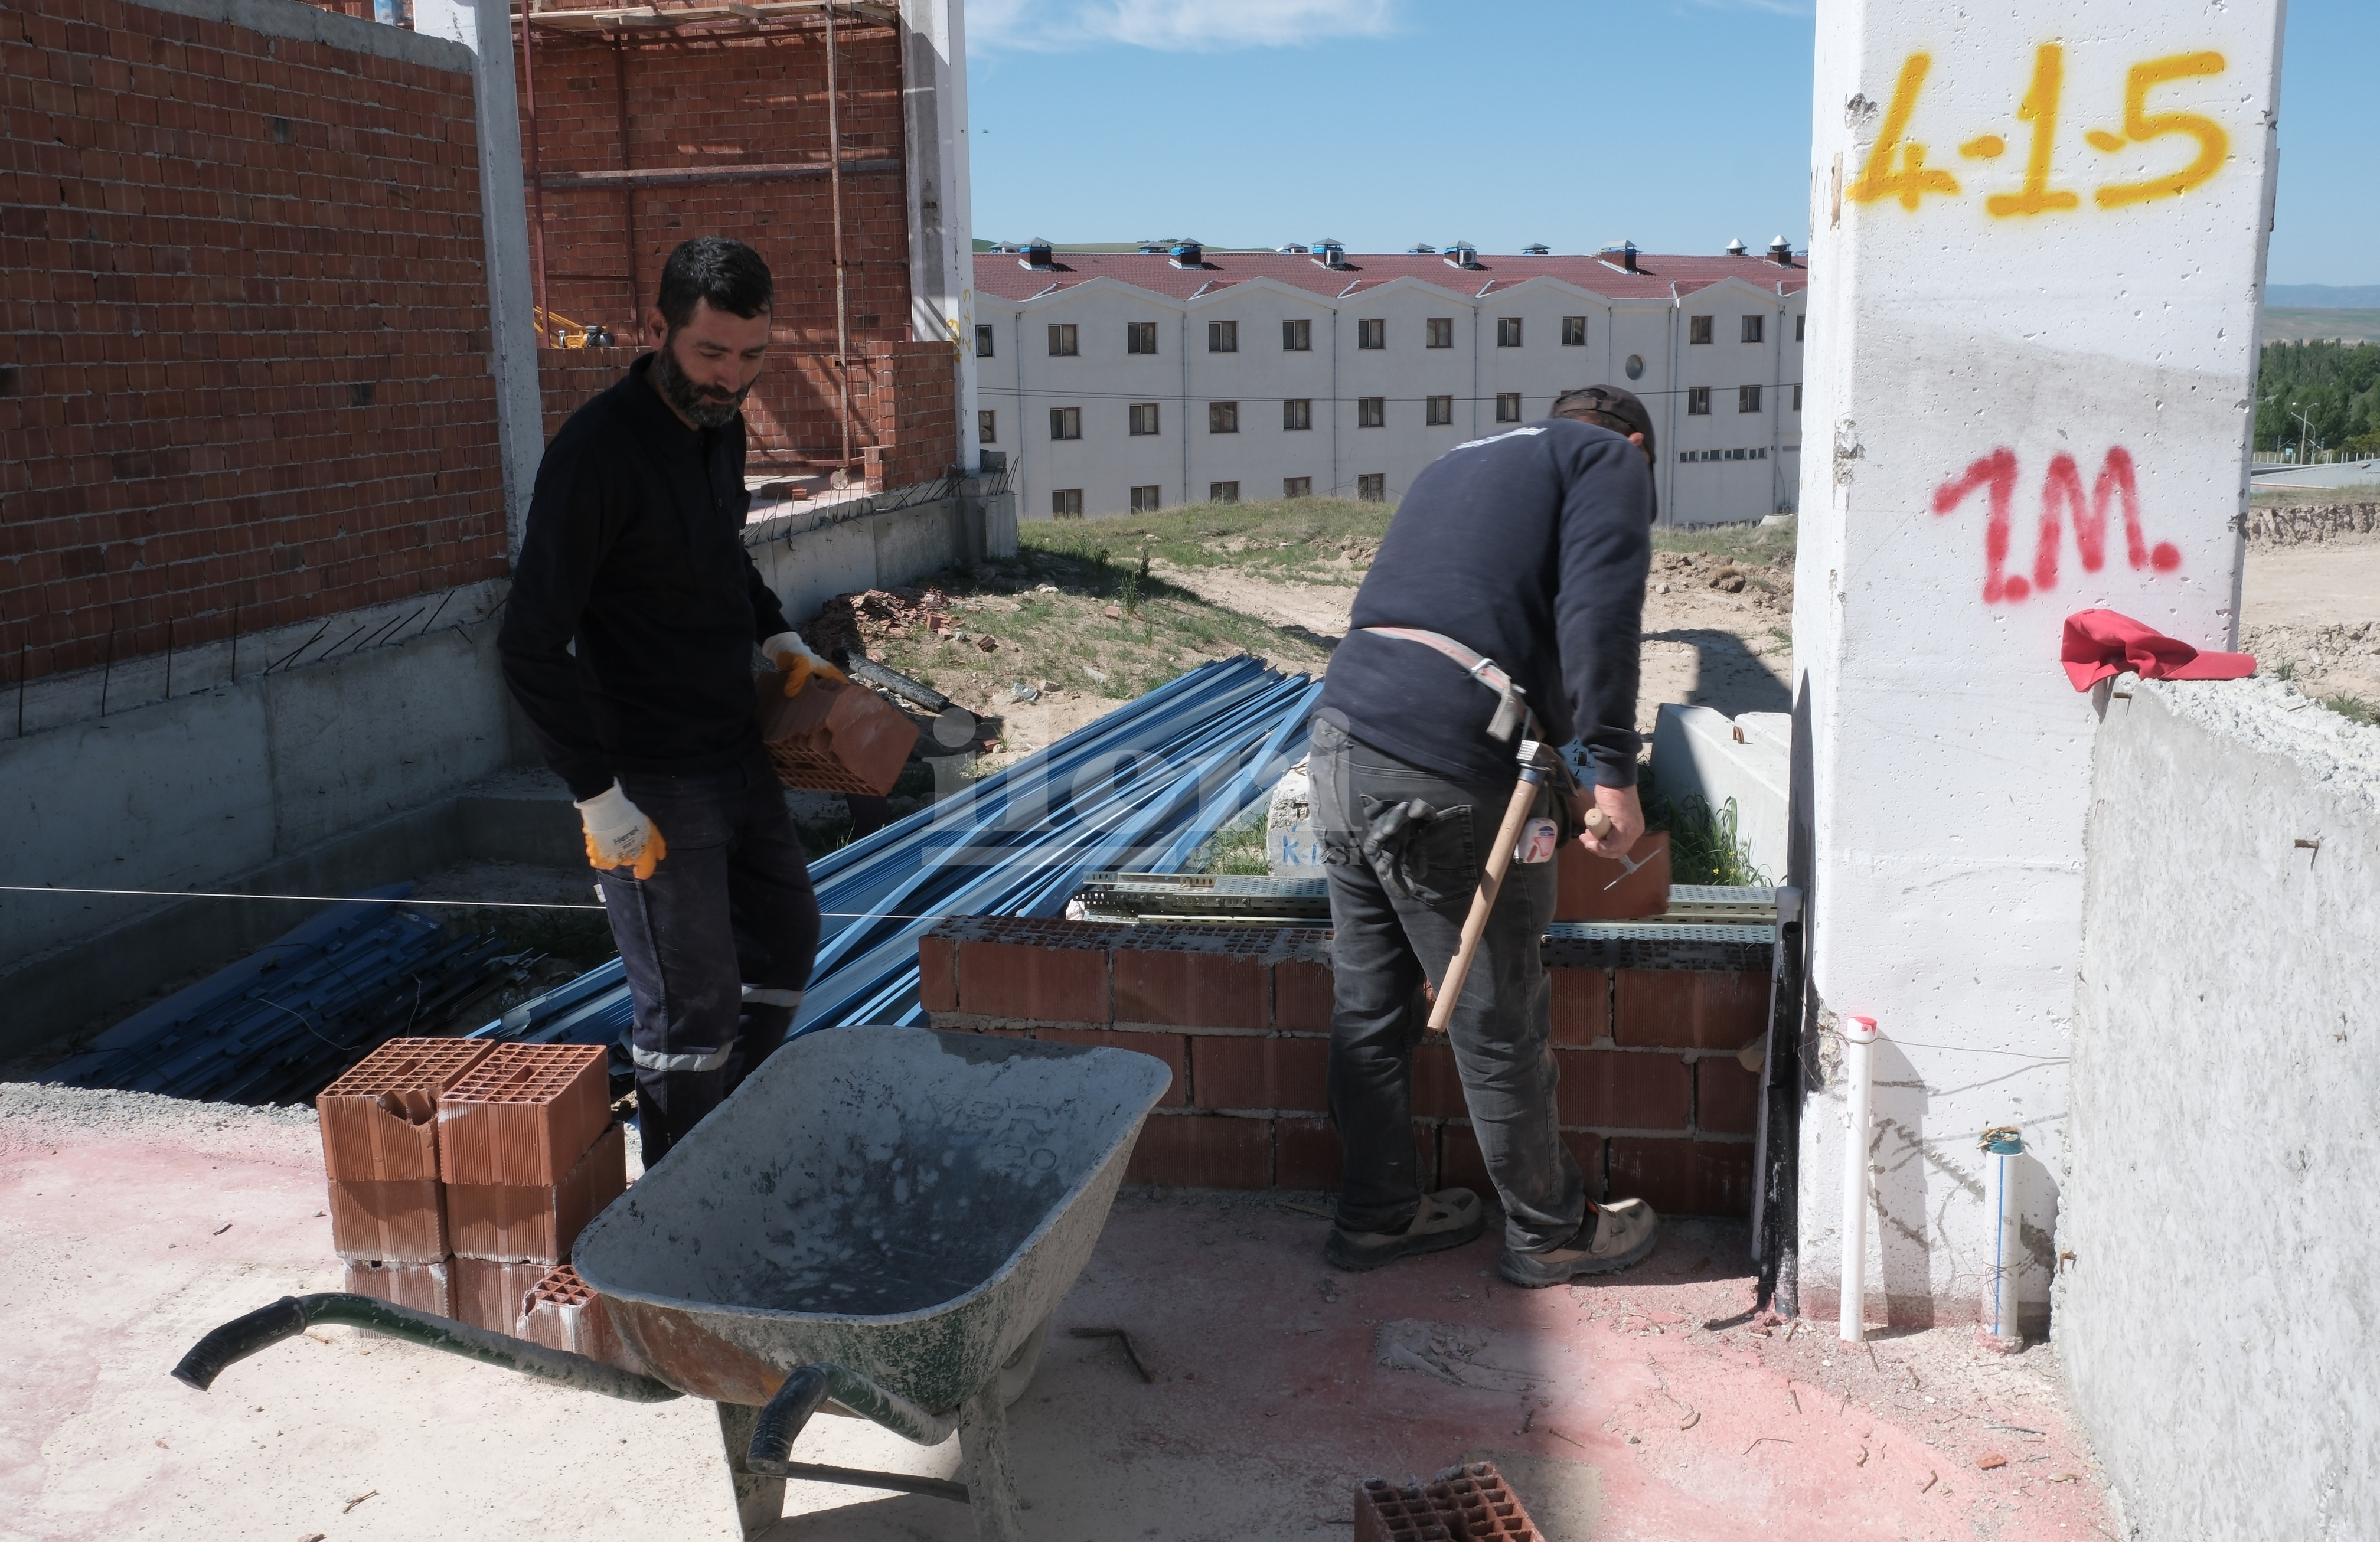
left=2266, top=284, right=2380, bottom=310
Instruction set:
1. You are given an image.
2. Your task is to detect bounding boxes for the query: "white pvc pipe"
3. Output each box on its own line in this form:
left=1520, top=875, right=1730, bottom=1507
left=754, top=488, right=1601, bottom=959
left=1838, top=1014, right=1878, bottom=1342
left=1985, top=1129, right=2025, bottom=1347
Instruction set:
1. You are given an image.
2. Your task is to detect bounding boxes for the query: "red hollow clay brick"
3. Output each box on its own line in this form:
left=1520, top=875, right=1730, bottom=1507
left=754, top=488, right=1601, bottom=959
left=326, top=1178, right=447, bottom=1263
left=446, top=1120, right=628, bottom=1264
left=755, top=672, right=919, bottom=795
left=435, top=1043, right=612, bottom=1188
left=316, top=1037, right=494, bottom=1182
left=1548, top=965, right=1612, bottom=1044
left=517, top=1263, right=641, bottom=1371
left=1271, top=955, right=1336, bottom=1034
left=1607, top=1136, right=1757, bottom=1218
left=1113, top=941, right=1268, bottom=1030
left=1552, top=1046, right=1691, bottom=1131
left=1354, top=1477, right=1457, bottom=1542
left=1124, top=1111, right=1273, bottom=1190
left=1612, top=968, right=1772, bottom=1050
left=1695, top=1054, right=1762, bottom=1135
left=956, top=936, right=1111, bottom=1024
left=917, top=932, right=959, bottom=1014
left=343, top=1257, right=453, bottom=1319
left=1275, top=1115, right=1343, bottom=1193
left=1555, top=831, right=1671, bottom=920
left=449, top=1256, right=550, bottom=1337
left=1032, top=1028, right=1187, bottom=1107
left=1427, top=1461, right=1546, bottom=1541
left=1189, top=1035, right=1329, bottom=1113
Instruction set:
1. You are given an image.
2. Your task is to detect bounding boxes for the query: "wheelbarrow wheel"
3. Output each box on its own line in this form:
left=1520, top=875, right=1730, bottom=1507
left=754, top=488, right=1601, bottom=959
left=997, top=1314, right=1050, bottom=1407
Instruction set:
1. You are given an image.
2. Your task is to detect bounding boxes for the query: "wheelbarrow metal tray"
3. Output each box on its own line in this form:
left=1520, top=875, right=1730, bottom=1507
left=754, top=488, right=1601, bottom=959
left=573, top=1025, right=1171, bottom=1410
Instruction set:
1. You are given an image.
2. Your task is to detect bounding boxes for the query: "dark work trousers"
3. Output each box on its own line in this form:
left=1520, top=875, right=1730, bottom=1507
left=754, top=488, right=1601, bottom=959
left=1310, top=717, right=1583, bottom=1254
left=599, top=749, right=822, bottom=1166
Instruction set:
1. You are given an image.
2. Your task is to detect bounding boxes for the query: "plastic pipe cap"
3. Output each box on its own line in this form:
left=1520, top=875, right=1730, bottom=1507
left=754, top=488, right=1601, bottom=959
left=1843, top=1015, right=1879, bottom=1044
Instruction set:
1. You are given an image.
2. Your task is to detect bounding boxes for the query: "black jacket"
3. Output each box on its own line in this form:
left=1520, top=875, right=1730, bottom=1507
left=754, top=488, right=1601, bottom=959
left=498, top=355, right=791, bottom=799
left=1314, top=417, right=1653, bottom=793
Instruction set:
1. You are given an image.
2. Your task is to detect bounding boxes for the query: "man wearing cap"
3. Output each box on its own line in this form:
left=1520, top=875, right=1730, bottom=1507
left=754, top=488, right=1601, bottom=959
left=1308, top=386, right=1663, bottom=1286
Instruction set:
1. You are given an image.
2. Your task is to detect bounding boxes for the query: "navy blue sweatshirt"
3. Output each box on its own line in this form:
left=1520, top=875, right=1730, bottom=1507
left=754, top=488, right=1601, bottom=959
left=1315, top=418, right=1653, bottom=793
left=498, top=355, right=791, bottom=800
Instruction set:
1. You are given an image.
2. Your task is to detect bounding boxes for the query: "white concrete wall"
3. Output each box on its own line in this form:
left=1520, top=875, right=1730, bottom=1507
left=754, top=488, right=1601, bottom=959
left=1791, top=1, right=2284, bottom=1326
left=2060, top=678, right=2379, bottom=1540
left=980, top=264, right=1803, bottom=523
left=1649, top=703, right=1790, bottom=884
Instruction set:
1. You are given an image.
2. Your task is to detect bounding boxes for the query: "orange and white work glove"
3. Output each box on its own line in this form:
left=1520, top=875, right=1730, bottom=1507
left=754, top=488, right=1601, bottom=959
left=762, top=630, right=846, bottom=697
left=575, top=783, right=667, bottom=880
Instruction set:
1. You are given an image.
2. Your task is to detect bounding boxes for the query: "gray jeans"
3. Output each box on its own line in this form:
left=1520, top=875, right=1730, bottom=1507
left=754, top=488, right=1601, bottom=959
left=1310, top=717, right=1584, bottom=1253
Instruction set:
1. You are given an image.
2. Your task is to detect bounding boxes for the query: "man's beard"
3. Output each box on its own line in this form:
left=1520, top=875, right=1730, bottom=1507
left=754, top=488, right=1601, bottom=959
left=655, top=335, right=754, bottom=429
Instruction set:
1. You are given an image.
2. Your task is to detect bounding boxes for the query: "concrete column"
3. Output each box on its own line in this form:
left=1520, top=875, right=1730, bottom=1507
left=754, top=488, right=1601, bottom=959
left=1790, top=2, right=2283, bottom=1328
left=414, top=0, right=544, bottom=555
left=900, top=0, right=978, bottom=473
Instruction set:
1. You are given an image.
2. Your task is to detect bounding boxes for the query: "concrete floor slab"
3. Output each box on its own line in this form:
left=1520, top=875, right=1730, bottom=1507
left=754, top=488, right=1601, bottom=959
left=1, top=1087, right=2120, bottom=1541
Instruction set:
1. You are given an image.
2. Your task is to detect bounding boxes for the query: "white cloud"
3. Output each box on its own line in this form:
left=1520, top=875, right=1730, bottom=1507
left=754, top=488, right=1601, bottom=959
left=971, top=0, right=1398, bottom=53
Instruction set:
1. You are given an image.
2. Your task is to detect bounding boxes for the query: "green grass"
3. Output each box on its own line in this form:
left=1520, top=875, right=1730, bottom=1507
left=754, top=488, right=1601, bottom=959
left=1651, top=515, right=1798, bottom=567
left=1640, top=766, right=1771, bottom=887
left=1024, top=497, right=1392, bottom=589
left=1188, top=803, right=1271, bottom=875
left=2322, top=693, right=2378, bottom=726
left=2248, top=481, right=2380, bottom=507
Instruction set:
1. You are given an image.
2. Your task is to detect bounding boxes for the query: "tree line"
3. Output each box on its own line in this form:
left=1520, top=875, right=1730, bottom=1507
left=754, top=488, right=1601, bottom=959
left=2255, top=338, right=2380, bottom=458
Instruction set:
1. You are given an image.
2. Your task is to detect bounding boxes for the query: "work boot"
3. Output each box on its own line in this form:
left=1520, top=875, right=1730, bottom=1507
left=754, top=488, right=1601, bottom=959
left=1497, top=1198, right=1661, bottom=1288
left=1324, top=1188, right=1486, bottom=1273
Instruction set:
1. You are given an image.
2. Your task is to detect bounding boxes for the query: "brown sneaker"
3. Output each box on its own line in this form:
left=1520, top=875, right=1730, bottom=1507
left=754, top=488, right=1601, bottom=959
left=1497, top=1198, right=1661, bottom=1287
left=1324, top=1188, right=1487, bottom=1272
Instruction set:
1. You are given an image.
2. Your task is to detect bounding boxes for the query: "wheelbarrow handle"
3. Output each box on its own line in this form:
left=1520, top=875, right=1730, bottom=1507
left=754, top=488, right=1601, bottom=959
left=745, top=1365, right=832, bottom=1475
left=744, top=1364, right=972, bottom=1505
left=170, top=1293, right=682, bottom=1404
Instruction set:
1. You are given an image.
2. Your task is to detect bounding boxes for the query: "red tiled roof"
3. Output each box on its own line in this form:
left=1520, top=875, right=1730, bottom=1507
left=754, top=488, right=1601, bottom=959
left=973, top=250, right=1810, bottom=303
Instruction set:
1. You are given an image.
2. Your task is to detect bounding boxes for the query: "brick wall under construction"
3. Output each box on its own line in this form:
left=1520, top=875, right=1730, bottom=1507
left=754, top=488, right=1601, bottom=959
left=0, top=0, right=511, bottom=686
left=515, top=5, right=951, bottom=483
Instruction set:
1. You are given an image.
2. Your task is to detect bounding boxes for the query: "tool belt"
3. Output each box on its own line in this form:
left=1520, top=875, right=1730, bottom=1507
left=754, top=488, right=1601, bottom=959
left=1357, top=625, right=1584, bottom=842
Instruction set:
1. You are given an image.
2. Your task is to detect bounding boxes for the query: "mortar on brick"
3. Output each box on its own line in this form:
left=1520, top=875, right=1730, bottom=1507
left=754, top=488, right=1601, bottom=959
left=344, top=1257, right=454, bottom=1319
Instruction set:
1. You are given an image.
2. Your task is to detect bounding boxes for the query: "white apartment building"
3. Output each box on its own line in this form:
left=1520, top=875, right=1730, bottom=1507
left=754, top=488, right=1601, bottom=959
left=972, top=240, right=1808, bottom=525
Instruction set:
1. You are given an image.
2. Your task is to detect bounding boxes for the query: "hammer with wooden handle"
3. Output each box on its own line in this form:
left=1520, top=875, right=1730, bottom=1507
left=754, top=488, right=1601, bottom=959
left=1426, top=740, right=1610, bottom=1033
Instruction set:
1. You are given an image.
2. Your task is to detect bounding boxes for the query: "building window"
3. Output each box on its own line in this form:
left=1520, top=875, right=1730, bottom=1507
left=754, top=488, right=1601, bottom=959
left=1356, top=473, right=1386, bottom=502
left=1131, top=484, right=1161, bottom=512
left=1742, top=315, right=1764, bottom=344
left=975, top=324, right=994, bottom=358
left=1496, top=316, right=1523, bottom=348
left=1209, top=401, right=1239, bottom=433
left=1560, top=315, right=1586, bottom=347
left=1127, top=321, right=1158, bottom=355
left=1357, top=317, right=1385, bottom=350
left=1426, top=317, right=1454, bottom=349
left=1050, top=406, right=1082, bottom=439
left=1426, top=394, right=1452, bottom=426
left=1495, top=392, right=1522, bottom=423
left=1689, top=316, right=1713, bottom=344
left=1210, top=481, right=1240, bottom=502
left=1739, top=385, right=1763, bottom=413
left=1686, top=387, right=1711, bottom=415
left=1283, top=477, right=1311, bottom=498
left=1048, top=323, right=1078, bottom=357
left=1796, top=314, right=1806, bottom=342
left=1793, top=382, right=1803, bottom=411
left=1208, top=319, right=1238, bottom=353
left=1282, top=318, right=1311, bottom=351
left=1129, top=402, right=1160, bottom=436
left=1052, top=488, right=1083, bottom=517
left=1357, top=396, right=1385, bottom=428
left=977, top=409, right=995, bottom=443
left=1283, top=398, right=1312, bottom=432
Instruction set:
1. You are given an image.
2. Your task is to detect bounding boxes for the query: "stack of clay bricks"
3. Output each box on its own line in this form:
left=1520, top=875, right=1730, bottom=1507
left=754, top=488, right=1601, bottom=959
left=1354, top=1462, right=1544, bottom=1542
left=920, top=916, right=1769, bottom=1218
left=319, top=1040, right=625, bottom=1340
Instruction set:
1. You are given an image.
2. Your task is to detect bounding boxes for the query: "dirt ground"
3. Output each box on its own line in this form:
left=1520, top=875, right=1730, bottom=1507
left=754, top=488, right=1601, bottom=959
left=2239, top=531, right=2380, bottom=711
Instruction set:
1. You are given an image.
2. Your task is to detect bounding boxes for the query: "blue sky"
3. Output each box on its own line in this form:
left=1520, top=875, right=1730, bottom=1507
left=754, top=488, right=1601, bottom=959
left=964, top=0, right=2376, bottom=286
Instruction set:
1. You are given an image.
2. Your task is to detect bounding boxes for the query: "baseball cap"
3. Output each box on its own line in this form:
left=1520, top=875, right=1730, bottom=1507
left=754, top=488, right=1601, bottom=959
left=1550, top=385, right=1656, bottom=459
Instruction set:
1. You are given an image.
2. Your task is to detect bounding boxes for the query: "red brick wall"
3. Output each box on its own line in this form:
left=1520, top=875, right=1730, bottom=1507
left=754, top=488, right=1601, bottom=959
left=0, top=0, right=511, bottom=684
left=514, top=11, right=941, bottom=477
left=922, top=919, right=1769, bottom=1218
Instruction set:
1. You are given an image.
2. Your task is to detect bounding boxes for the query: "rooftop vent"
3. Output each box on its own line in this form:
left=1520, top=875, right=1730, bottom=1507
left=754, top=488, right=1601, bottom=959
left=1444, top=240, right=1480, bottom=269
left=1169, top=239, right=1204, bottom=269
left=1407, top=242, right=1437, bottom=254
left=1137, top=239, right=1167, bottom=254
left=1768, top=234, right=1795, bottom=266
left=1313, top=239, right=1347, bottom=270
left=1599, top=240, right=1640, bottom=273
left=1726, top=237, right=1748, bottom=256
left=1021, top=237, right=1054, bottom=269
left=1275, top=243, right=1305, bottom=253
left=1521, top=243, right=1550, bottom=256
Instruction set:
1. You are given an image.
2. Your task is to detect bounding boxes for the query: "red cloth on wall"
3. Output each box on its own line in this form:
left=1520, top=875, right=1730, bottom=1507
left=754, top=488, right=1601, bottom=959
left=2061, top=609, right=2257, bottom=691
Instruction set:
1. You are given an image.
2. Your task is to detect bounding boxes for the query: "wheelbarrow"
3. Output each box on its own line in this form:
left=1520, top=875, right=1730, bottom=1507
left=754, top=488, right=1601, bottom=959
left=173, top=1025, right=1174, bottom=1541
